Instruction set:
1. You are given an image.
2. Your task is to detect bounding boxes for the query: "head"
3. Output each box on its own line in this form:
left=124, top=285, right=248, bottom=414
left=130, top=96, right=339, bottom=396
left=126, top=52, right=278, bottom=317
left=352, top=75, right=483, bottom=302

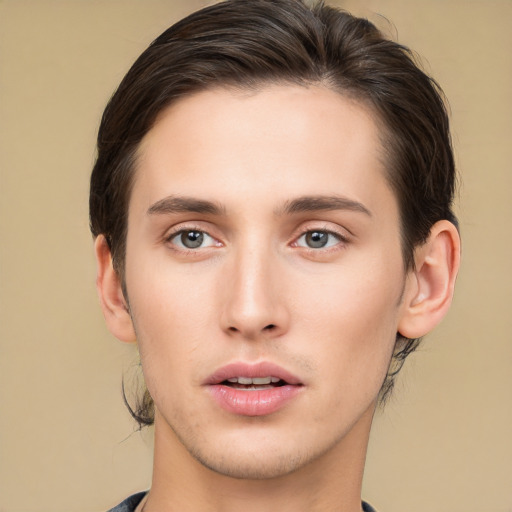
left=90, top=0, right=458, bottom=431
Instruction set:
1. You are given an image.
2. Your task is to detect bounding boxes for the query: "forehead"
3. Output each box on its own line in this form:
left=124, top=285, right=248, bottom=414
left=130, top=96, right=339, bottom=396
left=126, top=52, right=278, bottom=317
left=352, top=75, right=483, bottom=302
left=132, top=84, right=395, bottom=219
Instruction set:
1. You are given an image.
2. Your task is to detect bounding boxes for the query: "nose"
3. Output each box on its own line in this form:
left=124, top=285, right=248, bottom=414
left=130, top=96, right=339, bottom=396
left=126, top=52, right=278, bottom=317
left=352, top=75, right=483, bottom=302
left=220, top=243, right=290, bottom=340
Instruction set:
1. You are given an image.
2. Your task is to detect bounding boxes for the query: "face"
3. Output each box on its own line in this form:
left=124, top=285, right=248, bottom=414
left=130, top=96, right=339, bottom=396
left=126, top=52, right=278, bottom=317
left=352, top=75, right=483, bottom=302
left=124, top=85, right=410, bottom=478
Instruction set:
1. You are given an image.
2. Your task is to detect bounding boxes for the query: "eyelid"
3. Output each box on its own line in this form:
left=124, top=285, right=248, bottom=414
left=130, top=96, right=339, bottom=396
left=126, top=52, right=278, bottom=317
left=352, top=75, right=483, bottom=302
left=295, top=230, right=345, bottom=247
left=170, top=230, right=216, bottom=249
left=164, top=223, right=223, bottom=250
left=288, top=223, right=352, bottom=256
left=290, top=222, right=351, bottom=243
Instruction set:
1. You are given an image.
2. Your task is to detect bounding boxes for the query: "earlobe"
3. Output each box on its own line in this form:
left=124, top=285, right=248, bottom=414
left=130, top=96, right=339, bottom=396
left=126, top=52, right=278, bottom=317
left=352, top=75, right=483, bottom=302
left=398, top=220, right=460, bottom=339
left=94, top=235, right=137, bottom=343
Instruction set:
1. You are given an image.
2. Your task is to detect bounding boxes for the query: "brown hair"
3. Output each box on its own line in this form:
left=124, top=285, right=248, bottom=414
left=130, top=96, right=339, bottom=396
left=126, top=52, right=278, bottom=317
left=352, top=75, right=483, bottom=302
left=90, top=0, right=457, bottom=426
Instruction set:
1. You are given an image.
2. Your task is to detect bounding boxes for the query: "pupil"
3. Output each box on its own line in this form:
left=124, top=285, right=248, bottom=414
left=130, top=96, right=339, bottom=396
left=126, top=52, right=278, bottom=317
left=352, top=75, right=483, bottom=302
left=181, top=231, right=203, bottom=248
left=306, top=231, right=328, bottom=248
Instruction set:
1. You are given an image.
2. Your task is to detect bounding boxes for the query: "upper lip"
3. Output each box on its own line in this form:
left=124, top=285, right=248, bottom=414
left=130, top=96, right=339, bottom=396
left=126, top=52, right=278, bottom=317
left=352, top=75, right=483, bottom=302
left=204, top=361, right=302, bottom=386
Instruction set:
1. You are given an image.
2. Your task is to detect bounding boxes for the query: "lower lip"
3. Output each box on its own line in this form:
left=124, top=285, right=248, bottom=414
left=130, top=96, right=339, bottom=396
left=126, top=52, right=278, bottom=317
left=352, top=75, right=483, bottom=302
left=207, top=384, right=302, bottom=416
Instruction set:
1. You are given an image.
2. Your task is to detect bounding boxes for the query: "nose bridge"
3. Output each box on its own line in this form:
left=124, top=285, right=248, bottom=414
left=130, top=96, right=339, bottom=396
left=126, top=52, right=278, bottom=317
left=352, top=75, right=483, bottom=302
left=221, top=234, right=287, bottom=338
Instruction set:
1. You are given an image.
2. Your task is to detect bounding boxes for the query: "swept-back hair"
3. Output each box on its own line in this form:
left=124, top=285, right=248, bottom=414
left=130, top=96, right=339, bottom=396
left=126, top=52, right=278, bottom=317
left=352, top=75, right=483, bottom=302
left=90, top=0, right=457, bottom=427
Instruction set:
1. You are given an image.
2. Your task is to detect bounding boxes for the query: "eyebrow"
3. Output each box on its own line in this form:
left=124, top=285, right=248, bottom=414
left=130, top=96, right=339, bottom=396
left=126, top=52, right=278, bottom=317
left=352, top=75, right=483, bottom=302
left=147, top=194, right=371, bottom=218
left=277, top=195, right=372, bottom=217
left=147, top=195, right=226, bottom=216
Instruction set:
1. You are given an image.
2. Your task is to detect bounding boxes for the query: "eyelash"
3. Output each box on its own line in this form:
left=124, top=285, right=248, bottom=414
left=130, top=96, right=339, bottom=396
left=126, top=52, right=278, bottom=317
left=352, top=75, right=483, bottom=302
left=292, top=229, right=348, bottom=251
left=164, top=226, right=349, bottom=254
left=165, top=226, right=220, bottom=253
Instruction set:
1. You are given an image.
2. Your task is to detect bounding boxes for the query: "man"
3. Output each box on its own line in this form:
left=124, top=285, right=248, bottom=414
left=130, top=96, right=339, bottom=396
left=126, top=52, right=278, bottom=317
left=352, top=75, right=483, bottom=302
left=90, top=0, right=460, bottom=510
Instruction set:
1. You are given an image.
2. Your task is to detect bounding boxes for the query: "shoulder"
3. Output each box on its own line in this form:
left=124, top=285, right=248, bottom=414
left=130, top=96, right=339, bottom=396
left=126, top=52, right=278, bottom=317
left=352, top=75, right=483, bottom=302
left=362, top=501, right=379, bottom=512
left=107, top=491, right=147, bottom=512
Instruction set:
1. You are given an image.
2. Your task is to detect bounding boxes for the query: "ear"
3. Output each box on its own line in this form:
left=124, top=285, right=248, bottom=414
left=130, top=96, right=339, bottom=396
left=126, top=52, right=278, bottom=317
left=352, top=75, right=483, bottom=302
left=94, top=235, right=137, bottom=343
left=398, top=220, right=461, bottom=339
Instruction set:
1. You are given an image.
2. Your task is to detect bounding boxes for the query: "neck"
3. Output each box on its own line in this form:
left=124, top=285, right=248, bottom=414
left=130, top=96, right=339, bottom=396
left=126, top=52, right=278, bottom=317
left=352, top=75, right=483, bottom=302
left=143, top=404, right=375, bottom=512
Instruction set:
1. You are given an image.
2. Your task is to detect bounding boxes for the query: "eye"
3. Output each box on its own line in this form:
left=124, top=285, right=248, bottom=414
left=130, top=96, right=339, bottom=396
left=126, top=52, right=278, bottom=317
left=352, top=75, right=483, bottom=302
left=169, top=229, right=218, bottom=250
left=295, top=230, right=342, bottom=249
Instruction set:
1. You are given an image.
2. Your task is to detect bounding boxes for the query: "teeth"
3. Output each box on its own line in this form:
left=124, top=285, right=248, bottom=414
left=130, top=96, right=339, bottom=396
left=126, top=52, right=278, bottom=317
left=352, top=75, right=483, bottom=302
left=252, top=377, right=271, bottom=385
left=226, top=376, right=280, bottom=385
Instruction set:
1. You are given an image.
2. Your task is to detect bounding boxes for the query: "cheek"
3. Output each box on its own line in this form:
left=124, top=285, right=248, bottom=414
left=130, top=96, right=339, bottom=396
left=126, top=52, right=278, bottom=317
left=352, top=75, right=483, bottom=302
left=127, top=250, right=215, bottom=329
left=124, top=259, right=217, bottom=387
left=295, top=262, right=403, bottom=395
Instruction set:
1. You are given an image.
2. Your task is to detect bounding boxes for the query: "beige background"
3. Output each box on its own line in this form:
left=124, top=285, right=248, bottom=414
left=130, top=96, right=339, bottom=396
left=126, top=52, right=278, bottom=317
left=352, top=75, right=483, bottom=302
left=0, top=1, right=510, bottom=511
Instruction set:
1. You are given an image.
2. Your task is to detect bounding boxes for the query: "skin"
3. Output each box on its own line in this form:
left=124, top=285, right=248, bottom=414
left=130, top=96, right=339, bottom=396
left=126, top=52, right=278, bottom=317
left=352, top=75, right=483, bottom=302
left=96, top=84, right=460, bottom=512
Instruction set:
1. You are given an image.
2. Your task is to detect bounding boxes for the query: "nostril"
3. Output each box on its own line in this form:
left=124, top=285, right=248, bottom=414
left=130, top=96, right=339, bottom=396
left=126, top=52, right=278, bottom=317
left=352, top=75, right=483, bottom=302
left=225, top=323, right=278, bottom=335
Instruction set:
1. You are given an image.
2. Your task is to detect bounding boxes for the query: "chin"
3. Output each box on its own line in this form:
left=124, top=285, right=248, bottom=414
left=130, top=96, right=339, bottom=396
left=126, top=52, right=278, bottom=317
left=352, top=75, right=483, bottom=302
left=180, top=423, right=347, bottom=481
left=189, top=446, right=313, bottom=480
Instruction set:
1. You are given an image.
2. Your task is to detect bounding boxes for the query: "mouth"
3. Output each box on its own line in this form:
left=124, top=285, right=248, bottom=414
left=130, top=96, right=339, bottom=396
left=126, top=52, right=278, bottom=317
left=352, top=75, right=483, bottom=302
left=204, top=362, right=303, bottom=417
left=205, top=361, right=302, bottom=387
left=222, top=376, right=288, bottom=390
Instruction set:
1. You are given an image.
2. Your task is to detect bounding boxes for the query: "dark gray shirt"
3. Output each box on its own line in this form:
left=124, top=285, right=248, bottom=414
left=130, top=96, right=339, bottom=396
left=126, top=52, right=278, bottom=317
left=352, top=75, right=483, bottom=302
left=107, top=492, right=378, bottom=512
